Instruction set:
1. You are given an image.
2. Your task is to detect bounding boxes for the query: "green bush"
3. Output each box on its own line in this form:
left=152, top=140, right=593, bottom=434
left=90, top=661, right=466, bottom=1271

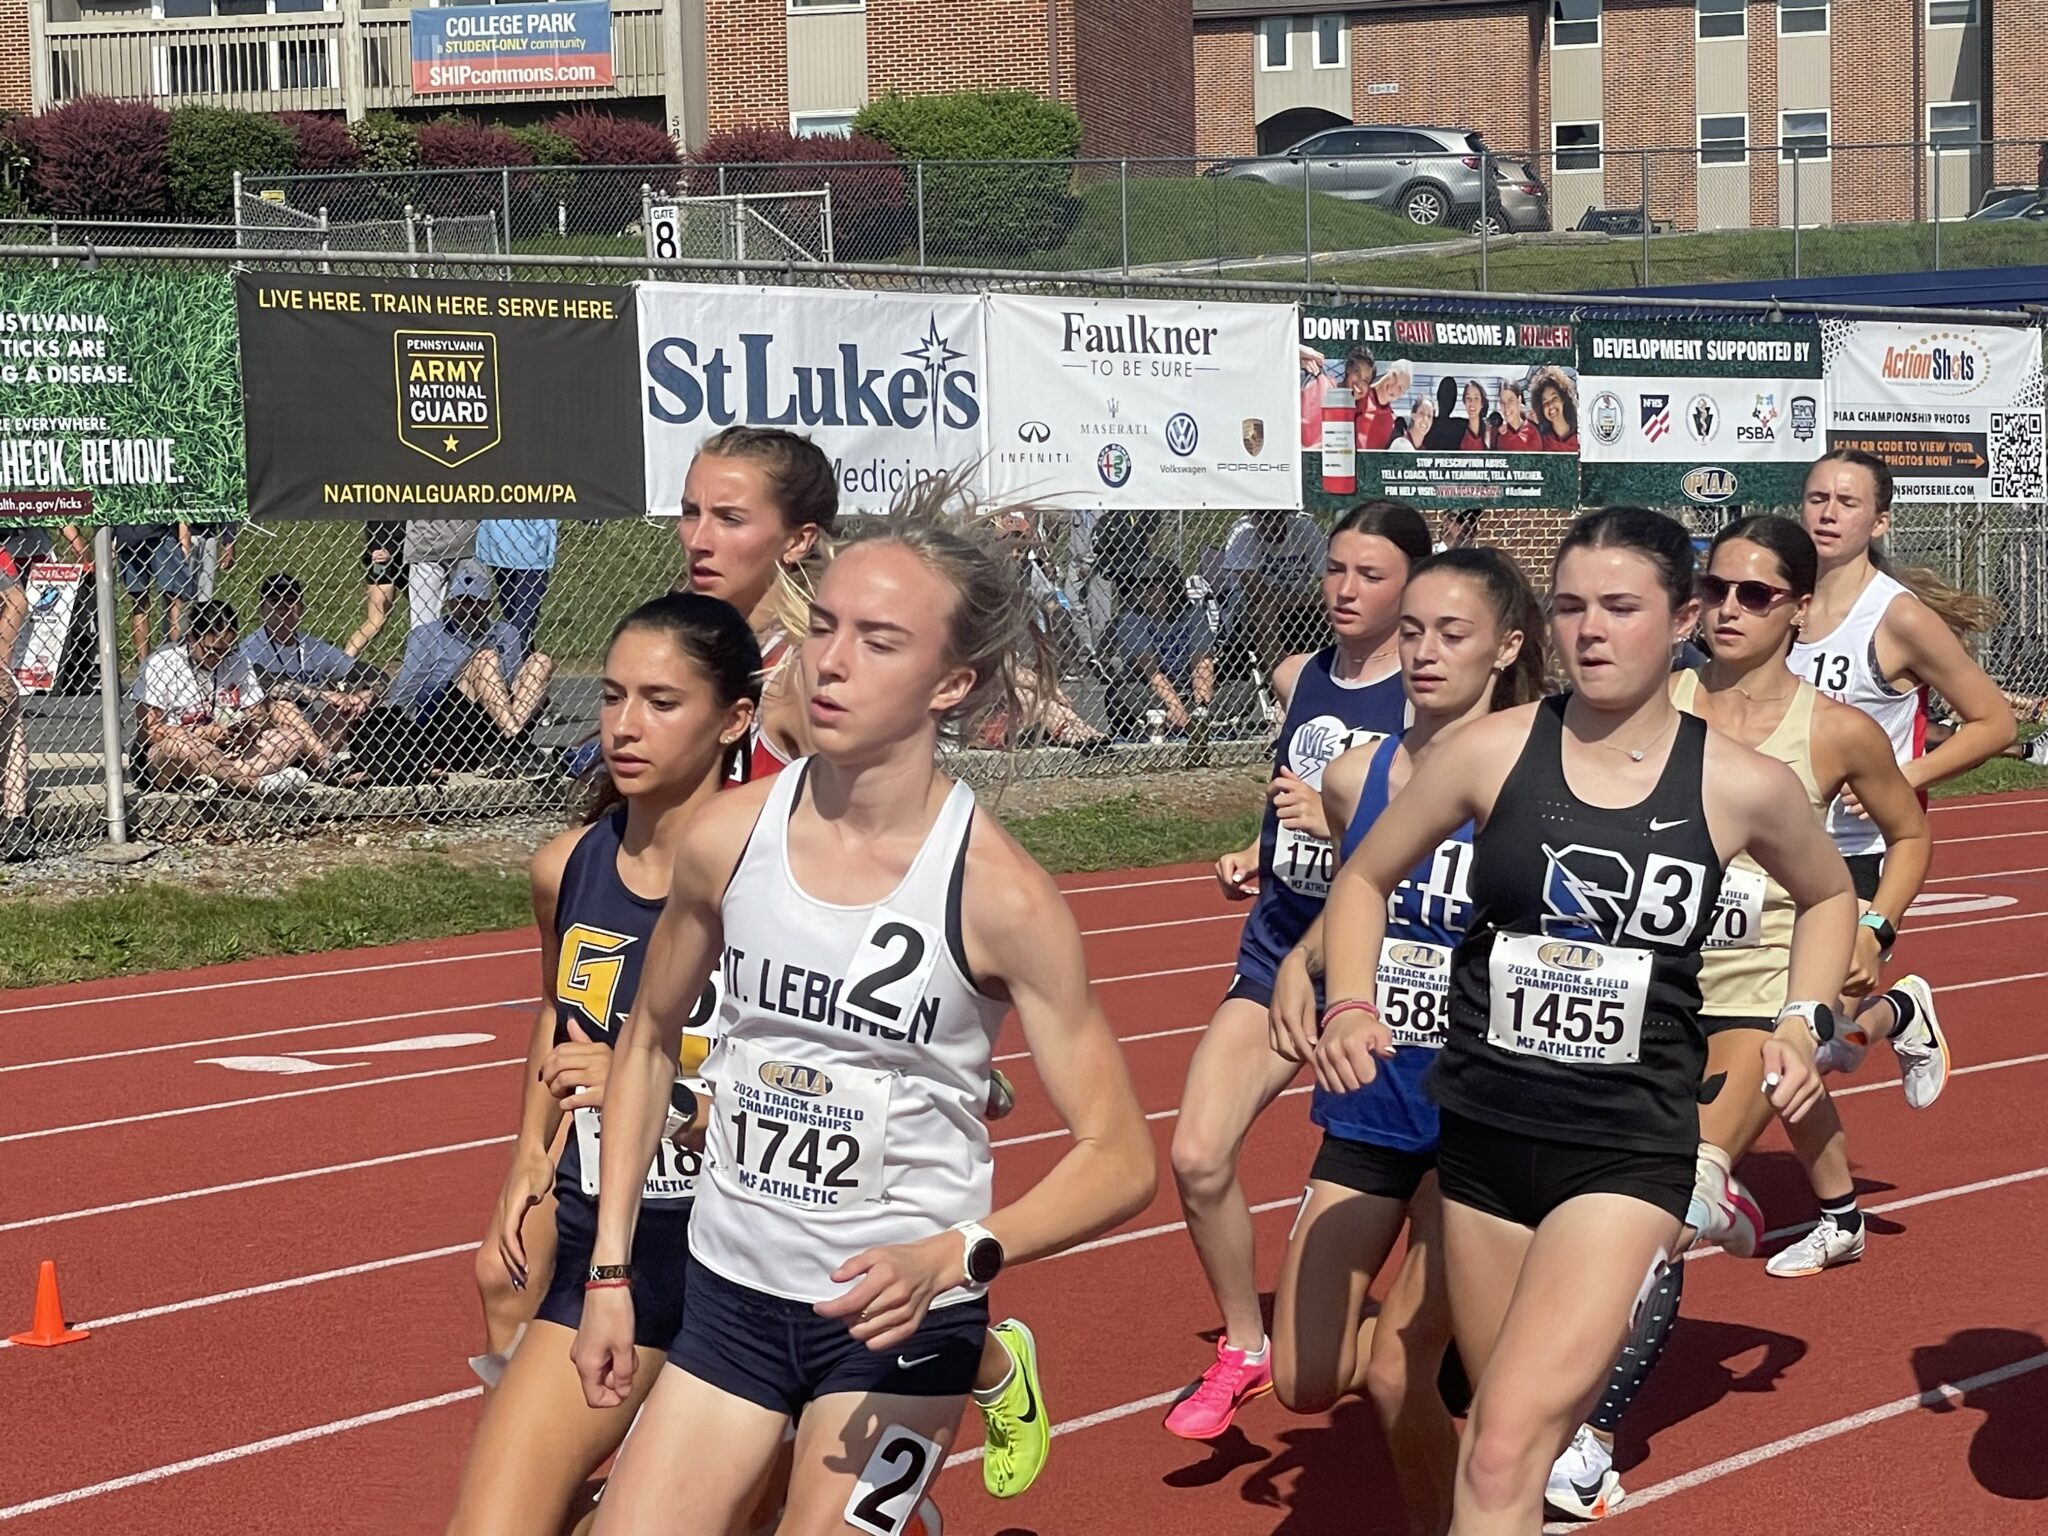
left=853, top=91, right=1081, bottom=258
left=167, top=107, right=296, bottom=221
left=0, top=114, right=32, bottom=219
left=349, top=112, right=421, bottom=172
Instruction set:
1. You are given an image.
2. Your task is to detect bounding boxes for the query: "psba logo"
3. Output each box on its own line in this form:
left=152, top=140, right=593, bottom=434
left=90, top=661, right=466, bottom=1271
left=759, top=1061, right=833, bottom=1097
left=1737, top=391, right=1778, bottom=443
left=1165, top=412, right=1200, bottom=457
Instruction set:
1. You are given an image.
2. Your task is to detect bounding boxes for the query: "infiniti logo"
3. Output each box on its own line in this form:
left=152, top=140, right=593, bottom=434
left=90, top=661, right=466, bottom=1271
left=1165, top=412, right=1199, bottom=457
left=1018, top=420, right=1051, bottom=443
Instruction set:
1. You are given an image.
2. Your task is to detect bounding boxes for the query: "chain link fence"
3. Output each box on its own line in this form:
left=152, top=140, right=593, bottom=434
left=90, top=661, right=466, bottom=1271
left=2, top=245, right=2043, bottom=869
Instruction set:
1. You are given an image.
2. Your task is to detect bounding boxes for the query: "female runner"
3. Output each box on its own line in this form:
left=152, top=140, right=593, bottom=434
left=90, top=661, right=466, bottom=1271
left=1167, top=501, right=1432, bottom=1439
left=447, top=594, right=761, bottom=1536
left=1315, top=506, right=1856, bottom=1534
left=570, top=488, right=1157, bottom=1536
left=1773, top=449, right=2015, bottom=1275
left=1544, top=515, right=1931, bottom=1518
left=1268, top=548, right=1545, bottom=1536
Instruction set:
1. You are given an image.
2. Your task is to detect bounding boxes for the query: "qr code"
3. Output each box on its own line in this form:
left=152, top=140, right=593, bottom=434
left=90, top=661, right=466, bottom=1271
left=1990, top=411, right=2045, bottom=502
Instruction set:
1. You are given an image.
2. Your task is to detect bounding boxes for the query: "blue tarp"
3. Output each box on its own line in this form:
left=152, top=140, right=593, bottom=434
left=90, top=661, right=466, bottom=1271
left=1603, top=264, right=2048, bottom=311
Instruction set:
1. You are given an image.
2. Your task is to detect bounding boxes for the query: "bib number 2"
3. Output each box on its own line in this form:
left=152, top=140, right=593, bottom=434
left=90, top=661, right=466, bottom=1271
left=845, top=1425, right=943, bottom=1536
left=839, top=909, right=943, bottom=1037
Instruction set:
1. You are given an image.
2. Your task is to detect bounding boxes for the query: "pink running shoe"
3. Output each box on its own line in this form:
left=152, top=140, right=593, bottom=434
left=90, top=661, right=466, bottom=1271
left=1163, top=1338, right=1274, bottom=1440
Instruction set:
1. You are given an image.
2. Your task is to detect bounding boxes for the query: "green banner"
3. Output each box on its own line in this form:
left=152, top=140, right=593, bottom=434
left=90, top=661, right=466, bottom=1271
left=1299, top=306, right=1581, bottom=511
left=0, top=266, right=242, bottom=527
left=1576, top=317, right=1824, bottom=511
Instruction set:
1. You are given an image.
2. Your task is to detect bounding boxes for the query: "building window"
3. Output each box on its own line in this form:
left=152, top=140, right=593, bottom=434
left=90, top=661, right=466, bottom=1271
left=1927, top=0, right=1977, bottom=23
left=1699, top=114, right=1747, bottom=165
left=791, top=111, right=857, bottom=138
left=1778, top=0, right=1827, bottom=34
left=1780, top=109, right=1830, bottom=160
left=1697, top=0, right=1745, bottom=39
left=1259, top=16, right=1292, bottom=70
left=1551, top=0, right=1600, bottom=47
left=1553, top=121, right=1602, bottom=171
left=1313, top=13, right=1345, bottom=68
left=1929, top=101, right=1980, bottom=145
left=787, top=0, right=865, bottom=10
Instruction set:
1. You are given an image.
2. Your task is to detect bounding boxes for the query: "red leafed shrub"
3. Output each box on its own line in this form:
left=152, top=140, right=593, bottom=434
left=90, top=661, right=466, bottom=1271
left=688, top=126, right=907, bottom=261
left=547, top=110, right=677, bottom=168
left=276, top=111, right=361, bottom=174
left=414, top=117, right=533, bottom=219
left=545, top=111, right=679, bottom=232
left=23, top=98, right=171, bottom=219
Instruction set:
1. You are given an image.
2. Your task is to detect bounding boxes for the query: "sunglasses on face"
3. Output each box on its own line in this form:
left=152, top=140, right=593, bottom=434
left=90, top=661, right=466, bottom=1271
left=1697, top=574, right=1795, bottom=614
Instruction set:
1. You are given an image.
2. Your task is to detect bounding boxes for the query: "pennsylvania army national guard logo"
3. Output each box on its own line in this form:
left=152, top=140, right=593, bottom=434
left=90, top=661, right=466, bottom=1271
left=395, top=330, right=501, bottom=467
left=1242, top=417, right=1266, bottom=456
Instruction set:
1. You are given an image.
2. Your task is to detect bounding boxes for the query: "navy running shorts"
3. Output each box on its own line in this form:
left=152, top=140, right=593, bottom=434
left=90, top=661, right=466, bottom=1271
left=533, top=1181, right=693, bottom=1351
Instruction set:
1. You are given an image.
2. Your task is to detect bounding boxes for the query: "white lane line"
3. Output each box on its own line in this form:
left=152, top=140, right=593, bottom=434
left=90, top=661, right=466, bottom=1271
left=1062, top=873, right=1211, bottom=896
left=0, top=1389, right=482, bottom=1522
left=0, top=947, right=535, bottom=1017
left=998, top=1020, right=1210, bottom=1064
left=1934, top=826, right=2048, bottom=846
left=0, top=1000, right=531, bottom=1076
left=1911, top=907, right=2048, bottom=936
left=1925, top=862, right=2048, bottom=884
left=0, top=1244, right=479, bottom=1353
left=0, top=1136, right=513, bottom=1235
left=944, top=1387, right=1188, bottom=1469
left=1543, top=1350, right=2048, bottom=1530
left=1085, top=913, right=1241, bottom=938
left=0, top=1059, right=522, bottom=1145
left=1932, top=793, right=2048, bottom=814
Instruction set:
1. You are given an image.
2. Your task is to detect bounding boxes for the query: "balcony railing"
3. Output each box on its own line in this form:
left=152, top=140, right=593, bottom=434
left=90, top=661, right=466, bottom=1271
left=41, top=3, right=668, bottom=116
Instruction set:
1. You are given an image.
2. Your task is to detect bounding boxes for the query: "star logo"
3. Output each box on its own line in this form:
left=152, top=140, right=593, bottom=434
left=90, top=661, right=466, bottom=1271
left=904, top=316, right=967, bottom=443
left=443, top=434, right=459, bottom=453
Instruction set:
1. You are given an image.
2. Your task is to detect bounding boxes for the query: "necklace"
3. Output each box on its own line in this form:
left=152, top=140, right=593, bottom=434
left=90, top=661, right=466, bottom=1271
left=1336, top=639, right=1398, bottom=681
left=1589, top=712, right=1678, bottom=763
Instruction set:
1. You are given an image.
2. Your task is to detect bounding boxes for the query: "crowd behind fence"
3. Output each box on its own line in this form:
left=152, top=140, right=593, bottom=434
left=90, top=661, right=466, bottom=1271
left=1, top=246, right=2044, bottom=869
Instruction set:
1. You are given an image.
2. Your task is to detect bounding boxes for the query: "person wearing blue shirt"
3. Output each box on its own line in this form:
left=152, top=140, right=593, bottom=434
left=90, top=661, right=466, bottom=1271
left=477, top=518, right=560, bottom=652
left=239, top=572, right=381, bottom=754
left=1111, top=557, right=1214, bottom=737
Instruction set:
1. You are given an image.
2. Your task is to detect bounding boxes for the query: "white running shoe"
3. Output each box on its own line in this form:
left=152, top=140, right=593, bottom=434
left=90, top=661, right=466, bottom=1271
left=1813, top=1023, right=1870, bottom=1076
left=257, top=766, right=312, bottom=798
left=1546, top=1425, right=1623, bottom=1520
left=2024, top=733, right=2048, bottom=767
left=1688, top=1151, right=1764, bottom=1258
left=1886, top=975, right=1949, bottom=1110
left=1765, top=1212, right=1867, bottom=1278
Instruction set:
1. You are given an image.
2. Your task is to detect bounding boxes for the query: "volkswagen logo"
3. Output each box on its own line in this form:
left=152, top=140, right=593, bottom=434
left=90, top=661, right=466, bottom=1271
left=1017, top=420, right=1051, bottom=443
left=1165, top=412, right=1200, bottom=457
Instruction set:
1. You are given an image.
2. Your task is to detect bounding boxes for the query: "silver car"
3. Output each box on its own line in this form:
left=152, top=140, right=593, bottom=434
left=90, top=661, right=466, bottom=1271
left=1209, top=125, right=1548, bottom=231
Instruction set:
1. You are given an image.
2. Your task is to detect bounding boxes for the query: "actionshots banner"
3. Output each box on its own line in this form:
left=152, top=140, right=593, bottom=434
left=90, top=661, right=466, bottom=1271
left=0, top=266, right=241, bottom=526
left=639, top=284, right=986, bottom=516
left=1578, top=319, right=1824, bottom=510
left=238, top=273, right=643, bottom=520
left=409, top=0, right=612, bottom=94
left=981, top=294, right=1301, bottom=510
left=1822, top=320, right=2045, bottom=504
left=1299, top=308, right=1580, bottom=511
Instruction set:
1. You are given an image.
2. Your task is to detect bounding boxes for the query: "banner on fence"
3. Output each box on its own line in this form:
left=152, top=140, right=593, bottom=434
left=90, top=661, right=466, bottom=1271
left=0, top=267, right=241, bottom=526
left=639, top=283, right=986, bottom=516
left=409, top=0, right=613, bottom=94
left=1822, top=320, right=2045, bottom=504
left=238, top=273, right=643, bottom=521
left=1298, top=308, right=1580, bottom=510
left=10, top=559, right=85, bottom=694
left=980, top=295, right=1301, bottom=510
left=1577, top=319, right=1825, bottom=510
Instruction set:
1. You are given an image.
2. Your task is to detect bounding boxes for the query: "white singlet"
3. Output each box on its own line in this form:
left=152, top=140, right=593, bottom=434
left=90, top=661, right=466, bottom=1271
left=691, top=760, right=1010, bottom=1306
left=1787, top=570, right=1926, bottom=857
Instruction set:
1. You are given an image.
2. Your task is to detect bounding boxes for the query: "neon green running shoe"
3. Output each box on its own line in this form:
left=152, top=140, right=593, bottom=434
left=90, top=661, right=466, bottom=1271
left=978, top=1317, right=1049, bottom=1499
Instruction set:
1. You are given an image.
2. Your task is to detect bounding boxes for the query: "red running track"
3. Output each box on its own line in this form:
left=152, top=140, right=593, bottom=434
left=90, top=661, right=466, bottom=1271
left=3, top=791, right=2048, bottom=1534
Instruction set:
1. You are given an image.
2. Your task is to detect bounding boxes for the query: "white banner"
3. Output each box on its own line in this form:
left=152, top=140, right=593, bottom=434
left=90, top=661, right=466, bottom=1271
left=1822, top=320, right=2045, bottom=504
left=638, top=284, right=987, bottom=515
left=11, top=560, right=87, bottom=694
left=981, top=294, right=1301, bottom=510
left=1579, top=377, right=1823, bottom=463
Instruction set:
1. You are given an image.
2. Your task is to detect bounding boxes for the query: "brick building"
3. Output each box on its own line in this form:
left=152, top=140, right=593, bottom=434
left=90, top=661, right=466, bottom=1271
left=1194, top=0, right=2023, bottom=231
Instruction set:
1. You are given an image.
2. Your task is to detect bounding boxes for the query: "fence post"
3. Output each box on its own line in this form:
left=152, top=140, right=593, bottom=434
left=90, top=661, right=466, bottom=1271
left=401, top=202, right=415, bottom=279
left=1932, top=144, right=1943, bottom=271
left=27, top=0, right=51, bottom=112
left=822, top=179, right=834, bottom=263
left=319, top=205, right=332, bottom=275
left=91, top=526, right=127, bottom=848
left=424, top=212, right=437, bottom=257
left=915, top=162, right=927, bottom=268
left=1303, top=159, right=1314, bottom=285
left=233, top=170, right=244, bottom=249
left=641, top=182, right=653, bottom=279
left=1639, top=151, right=1651, bottom=284
left=500, top=165, right=513, bottom=255
left=717, top=164, right=727, bottom=200
left=1790, top=150, right=1802, bottom=280
left=337, top=0, right=367, bottom=123
left=1119, top=158, right=1130, bottom=289
left=1478, top=150, right=1490, bottom=292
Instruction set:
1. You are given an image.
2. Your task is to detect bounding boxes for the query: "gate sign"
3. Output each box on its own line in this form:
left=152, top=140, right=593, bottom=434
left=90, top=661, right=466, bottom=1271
left=410, top=1, right=614, bottom=95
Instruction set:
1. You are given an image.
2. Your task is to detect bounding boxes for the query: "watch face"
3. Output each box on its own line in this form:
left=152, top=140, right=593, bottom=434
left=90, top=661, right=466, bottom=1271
left=967, top=1239, right=1003, bottom=1285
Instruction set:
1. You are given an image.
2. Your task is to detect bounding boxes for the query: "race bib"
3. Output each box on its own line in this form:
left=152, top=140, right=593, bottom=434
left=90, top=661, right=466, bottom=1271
left=1273, top=821, right=1338, bottom=897
left=574, top=1088, right=703, bottom=1203
left=1375, top=938, right=1452, bottom=1050
left=837, top=909, right=943, bottom=1036
left=710, top=1036, right=892, bottom=1208
left=1703, top=866, right=1767, bottom=951
left=1487, top=932, right=1652, bottom=1066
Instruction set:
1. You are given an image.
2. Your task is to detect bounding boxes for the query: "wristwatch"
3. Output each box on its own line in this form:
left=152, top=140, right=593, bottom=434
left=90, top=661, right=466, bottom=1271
left=663, top=1079, right=700, bottom=1139
left=1776, top=1000, right=1837, bottom=1044
left=953, top=1220, right=1005, bottom=1286
left=1857, top=912, right=1898, bottom=951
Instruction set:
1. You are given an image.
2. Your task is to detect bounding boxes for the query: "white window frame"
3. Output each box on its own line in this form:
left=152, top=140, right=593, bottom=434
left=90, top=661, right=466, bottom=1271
left=790, top=110, right=858, bottom=138
left=1696, top=0, right=1745, bottom=40
left=1258, top=15, right=1293, bottom=71
left=1778, top=0, right=1828, bottom=35
left=1698, top=113, right=1747, bottom=166
left=1780, top=109, right=1830, bottom=162
left=1551, top=0, right=1601, bottom=48
left=152, top=0, right=334, bottom=14
left=1553, top=120, right=1602, bottom=172
left=1926, top=0, right=1978, bottom=25
left=1928, top=100, right=1980, bottom=146
left=787, top=0, right=866, bottom=13
left=1312, top=13, right=1346, bottom=69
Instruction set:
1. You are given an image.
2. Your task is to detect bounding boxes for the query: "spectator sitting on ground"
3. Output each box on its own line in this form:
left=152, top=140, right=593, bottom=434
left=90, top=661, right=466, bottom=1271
left=1112, top=557, right=1215, bottom=737
left=379, top=559, right=553, bottom=776
left=238, top=572, right=383, bottom=754
left=131, top=599, right=327, bottom=797
left=1220, top=505, right=1326, bottom=674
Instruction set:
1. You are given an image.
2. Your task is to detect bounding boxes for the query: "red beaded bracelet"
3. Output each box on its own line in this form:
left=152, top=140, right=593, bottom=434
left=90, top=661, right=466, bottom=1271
left=583, top=1278, right=632, bottom=1292
left=1320, top=998, right=1381, bottom=1030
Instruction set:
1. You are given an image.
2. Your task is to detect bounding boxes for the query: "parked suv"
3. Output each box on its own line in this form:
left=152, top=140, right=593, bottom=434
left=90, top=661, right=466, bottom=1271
left=1207, top=126, right=1549, bottom=231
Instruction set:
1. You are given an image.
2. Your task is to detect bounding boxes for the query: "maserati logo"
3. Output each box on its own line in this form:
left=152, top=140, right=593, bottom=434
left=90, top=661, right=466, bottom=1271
left=1017, top=420, right=1051, bottom=443
left=1242, top=417, right=1265, bottom=455
left=1107, top=397, right=1121, bottom=419
left=1165, top=412, right=1199, bottom=457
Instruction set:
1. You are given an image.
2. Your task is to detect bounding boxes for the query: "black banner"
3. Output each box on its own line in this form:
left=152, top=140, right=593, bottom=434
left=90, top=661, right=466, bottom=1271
left=237, top=273, right=643, bottom=519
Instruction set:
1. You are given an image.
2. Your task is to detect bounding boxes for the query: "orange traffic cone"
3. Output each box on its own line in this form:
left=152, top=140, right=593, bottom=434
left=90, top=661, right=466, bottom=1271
left=9, top=1260, right=88, bottom=1347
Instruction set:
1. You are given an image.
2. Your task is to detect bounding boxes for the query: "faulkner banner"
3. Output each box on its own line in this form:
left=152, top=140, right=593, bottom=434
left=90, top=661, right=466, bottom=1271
left=638, top=283, right=986, bottom=516
left=1822, top=320, right=2046, bottom=504
left=1577, top=318, right=1825, bottom=510
left=1299, top=307, right=1581, bottom=510
left=980, top=294, right=1301, bottom=510
left=409, top=0, right=612, bottom=94
left=0, top=266, right=241, bottom=525
left=238, top=273, right=643, bottom=520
